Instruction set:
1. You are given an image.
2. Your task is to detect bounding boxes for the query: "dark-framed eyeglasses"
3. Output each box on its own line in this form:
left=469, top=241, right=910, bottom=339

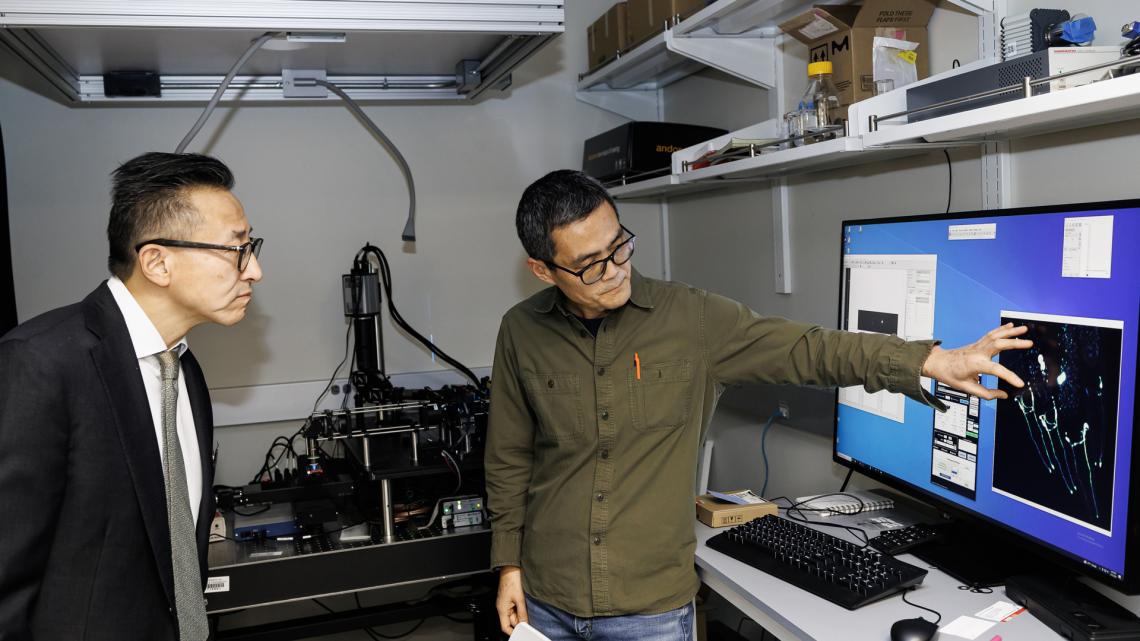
left=545, top=225, right=636, bottom=285
left=135, top=237, right=264, bottom=271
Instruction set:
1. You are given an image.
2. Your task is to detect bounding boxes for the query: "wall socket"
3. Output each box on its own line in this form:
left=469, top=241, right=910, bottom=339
left=777, top=401, right=790, bottom=420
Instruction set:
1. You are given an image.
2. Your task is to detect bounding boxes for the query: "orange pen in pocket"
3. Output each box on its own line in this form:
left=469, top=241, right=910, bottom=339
left=634, top=352, right=641, bottom=380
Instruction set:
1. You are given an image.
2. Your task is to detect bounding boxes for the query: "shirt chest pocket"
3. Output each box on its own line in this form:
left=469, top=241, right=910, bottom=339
left=629, top=359, right=692, bottom=432
left=523, top=373, right=584, bottom=442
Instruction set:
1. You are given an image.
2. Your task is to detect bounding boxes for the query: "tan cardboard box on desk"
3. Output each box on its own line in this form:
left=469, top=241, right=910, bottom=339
left=696, top=493, right=778, bottom=528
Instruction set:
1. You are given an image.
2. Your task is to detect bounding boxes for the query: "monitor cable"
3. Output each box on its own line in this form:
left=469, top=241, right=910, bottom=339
left=943, top=149, right=953, bottom=214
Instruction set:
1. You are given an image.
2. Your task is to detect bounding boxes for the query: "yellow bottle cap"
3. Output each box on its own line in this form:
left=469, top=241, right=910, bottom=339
left=808, top=61, right=833, bottom=76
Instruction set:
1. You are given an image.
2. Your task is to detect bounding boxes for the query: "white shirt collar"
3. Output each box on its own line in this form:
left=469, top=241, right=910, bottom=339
left=106, top=277, right=189, bottom=359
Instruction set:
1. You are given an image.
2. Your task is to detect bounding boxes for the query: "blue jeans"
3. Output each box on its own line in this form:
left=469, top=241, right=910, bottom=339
left=524, top=594, right=693, bottom=641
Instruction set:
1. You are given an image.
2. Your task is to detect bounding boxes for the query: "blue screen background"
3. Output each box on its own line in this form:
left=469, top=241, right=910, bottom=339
left=836, top=206, right=1139, bottom=578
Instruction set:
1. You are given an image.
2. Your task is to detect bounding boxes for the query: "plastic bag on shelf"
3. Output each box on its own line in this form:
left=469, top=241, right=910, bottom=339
left=873, top=37, right=920, bottom=93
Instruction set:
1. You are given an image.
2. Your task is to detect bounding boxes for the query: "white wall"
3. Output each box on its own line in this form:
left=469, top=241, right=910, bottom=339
left=0, top=0, right=661, bottom=487
left=662, top=0, right=1140, bottom=616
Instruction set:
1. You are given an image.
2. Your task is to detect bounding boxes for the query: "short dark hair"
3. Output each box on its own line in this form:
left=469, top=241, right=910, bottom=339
left=107, top=152, right=235, bottom=279
left=515, top=170, right=617, bottom=262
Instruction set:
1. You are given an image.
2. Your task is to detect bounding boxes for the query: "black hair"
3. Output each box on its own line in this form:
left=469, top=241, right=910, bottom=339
left=515, top=169, right=617, bottom=262
left=107, top=152, right=235, bottom=279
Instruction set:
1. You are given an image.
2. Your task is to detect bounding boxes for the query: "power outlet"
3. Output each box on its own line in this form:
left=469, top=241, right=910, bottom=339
left=777, top=401, right=790, bottom=420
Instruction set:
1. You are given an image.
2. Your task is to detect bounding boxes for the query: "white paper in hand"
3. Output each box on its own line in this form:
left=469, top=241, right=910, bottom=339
left=509, top=622, right=552, bottom=641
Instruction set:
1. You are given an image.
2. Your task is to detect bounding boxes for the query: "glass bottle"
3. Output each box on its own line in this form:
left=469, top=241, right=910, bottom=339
left=797, top=60, right=842, bottom=144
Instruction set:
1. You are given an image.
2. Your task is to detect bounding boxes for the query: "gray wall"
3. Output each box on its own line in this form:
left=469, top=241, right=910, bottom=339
left=661, top=0, right=1140, bottom=617
left=0, top=0, right=664, bottom=488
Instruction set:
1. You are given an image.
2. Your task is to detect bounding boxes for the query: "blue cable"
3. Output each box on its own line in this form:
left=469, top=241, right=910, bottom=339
left=760, top=408, right=783, bottom=497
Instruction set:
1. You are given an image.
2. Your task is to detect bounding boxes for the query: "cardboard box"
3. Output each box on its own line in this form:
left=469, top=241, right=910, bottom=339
left=627, top=0, right=710, bottom=49
left=587, top=3, right=629, bottom=72
left=695, top=493, right=778, bottom=528
left=780, top=0, right=937, bottom=119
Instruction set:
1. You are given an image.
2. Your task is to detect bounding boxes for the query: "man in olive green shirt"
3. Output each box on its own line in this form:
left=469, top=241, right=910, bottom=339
left=486, top=170, right=1030, bottom=640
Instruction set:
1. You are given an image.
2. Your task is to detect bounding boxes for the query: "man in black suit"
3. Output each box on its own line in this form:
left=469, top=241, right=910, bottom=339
left=0, top=152, right=263, bottom=640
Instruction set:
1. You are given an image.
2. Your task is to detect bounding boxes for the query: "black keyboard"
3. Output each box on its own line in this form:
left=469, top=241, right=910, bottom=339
left=868, top=523, right=945, bottom=555
left=706, top=515, right=927, bottom=610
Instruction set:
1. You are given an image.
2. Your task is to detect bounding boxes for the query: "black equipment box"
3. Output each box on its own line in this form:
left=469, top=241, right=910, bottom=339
left=583, top=122, right=726, bottom=184
left=905, top=50, right=1054, bottom=123
left=1005, top=574, right=1140, bottom=641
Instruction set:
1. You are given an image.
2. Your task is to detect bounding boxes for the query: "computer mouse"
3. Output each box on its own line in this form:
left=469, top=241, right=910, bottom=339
left=890, top=617, right=938, bottom=641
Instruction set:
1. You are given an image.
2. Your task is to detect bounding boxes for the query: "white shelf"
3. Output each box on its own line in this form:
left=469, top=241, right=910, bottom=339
left=618, top=71, right=1140, bottom=199
left=862, top=72, right=1140, bottom=147
left=578, top=31, right=704, bottom=92
left=577, top=0, right=811, bottom=94
left=680, top=136, right=866, bottom=182
left=608, top=174, right=723, bottom=200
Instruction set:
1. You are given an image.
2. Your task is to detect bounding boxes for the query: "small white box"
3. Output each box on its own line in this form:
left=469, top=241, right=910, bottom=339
left=510, top=622, right=553, bottom=641
left=1046, top=47, right=1121, bottom=91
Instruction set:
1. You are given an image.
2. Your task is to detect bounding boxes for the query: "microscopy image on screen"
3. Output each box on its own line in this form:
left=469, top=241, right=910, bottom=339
left=993, top=313, right=1123, bottom=533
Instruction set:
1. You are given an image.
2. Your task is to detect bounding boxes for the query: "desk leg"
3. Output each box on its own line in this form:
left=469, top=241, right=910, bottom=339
left=700, top=573, right=806, bottom=641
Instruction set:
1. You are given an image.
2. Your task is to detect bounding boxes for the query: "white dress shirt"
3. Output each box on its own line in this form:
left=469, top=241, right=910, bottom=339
left=107, top=277, right=203, bottom=525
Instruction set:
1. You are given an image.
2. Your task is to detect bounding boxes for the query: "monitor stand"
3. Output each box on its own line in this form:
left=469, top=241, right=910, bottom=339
left=904, top=521, right=1038, bottom=588
left=1005, top=574, right=1140, bottom=641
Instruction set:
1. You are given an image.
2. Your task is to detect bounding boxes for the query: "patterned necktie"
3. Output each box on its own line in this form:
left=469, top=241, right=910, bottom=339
left=157, top=349, right=209, bottom=641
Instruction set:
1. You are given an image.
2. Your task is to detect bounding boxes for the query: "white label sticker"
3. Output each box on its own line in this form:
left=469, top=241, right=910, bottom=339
left=948, top=223, right=996, bottom=240
left=1063, top=215, right=1114, bottom=278
left=799, top=15, right=839, bottom=40
left=205, top=576, right=230, bottom=594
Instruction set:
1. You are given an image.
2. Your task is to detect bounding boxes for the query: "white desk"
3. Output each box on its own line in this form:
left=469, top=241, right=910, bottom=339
left=695, top=512, right=1064, bottom=641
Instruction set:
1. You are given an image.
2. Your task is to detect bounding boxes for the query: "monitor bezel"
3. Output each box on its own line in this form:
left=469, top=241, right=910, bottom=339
left=832, top=197, right=1140, bottom=595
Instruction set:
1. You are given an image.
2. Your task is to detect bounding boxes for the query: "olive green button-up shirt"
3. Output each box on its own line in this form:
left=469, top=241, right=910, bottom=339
left=484, top=269, right=940, bottom=618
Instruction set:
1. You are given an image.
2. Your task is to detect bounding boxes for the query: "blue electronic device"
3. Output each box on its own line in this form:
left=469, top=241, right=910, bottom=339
left=834, top=199, right=1140, bottom=594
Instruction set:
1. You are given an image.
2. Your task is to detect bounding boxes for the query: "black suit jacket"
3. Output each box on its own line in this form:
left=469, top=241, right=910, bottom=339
left=0, top=283, right=215, bottom=640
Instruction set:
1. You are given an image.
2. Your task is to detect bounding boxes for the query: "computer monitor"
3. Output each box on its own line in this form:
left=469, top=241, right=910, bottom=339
left=834, top=198, right=1140, bottom=594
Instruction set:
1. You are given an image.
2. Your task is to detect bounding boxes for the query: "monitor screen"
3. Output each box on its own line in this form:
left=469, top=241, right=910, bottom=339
left=834, top=199, right=1140, bottom=590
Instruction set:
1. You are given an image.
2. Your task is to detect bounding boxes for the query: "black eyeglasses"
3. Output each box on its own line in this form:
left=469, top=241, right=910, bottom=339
left=545, top=225, right=636, bottom=285
left=135, top=237, right=263, bottom=271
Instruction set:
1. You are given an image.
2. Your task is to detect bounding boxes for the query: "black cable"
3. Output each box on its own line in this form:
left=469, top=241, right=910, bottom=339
left=232, top=504, right=272, bottom=517
left=943, top=148, right=952, bottom=214
left=366, top=619, right=426, bottom=639
left=958, top=583, right=994, bottom=594
left=759, top=409, right=780, bottom=497
left=1125, top=36, right=1140, bottom=57
left=357, top=245, right=484, bottom=390
left=311, top=321, right=356, bottom=415
left=770, top=494, right=872, bottom=546
left=901, top=587, right=942, bottom=624
left=838, top=468, right=854, bottom=493
left=250, top=321, right=354, bottom=484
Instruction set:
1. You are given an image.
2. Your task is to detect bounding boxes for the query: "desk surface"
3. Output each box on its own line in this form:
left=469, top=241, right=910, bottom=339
left=696, top=510, right=1062, bottom=641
